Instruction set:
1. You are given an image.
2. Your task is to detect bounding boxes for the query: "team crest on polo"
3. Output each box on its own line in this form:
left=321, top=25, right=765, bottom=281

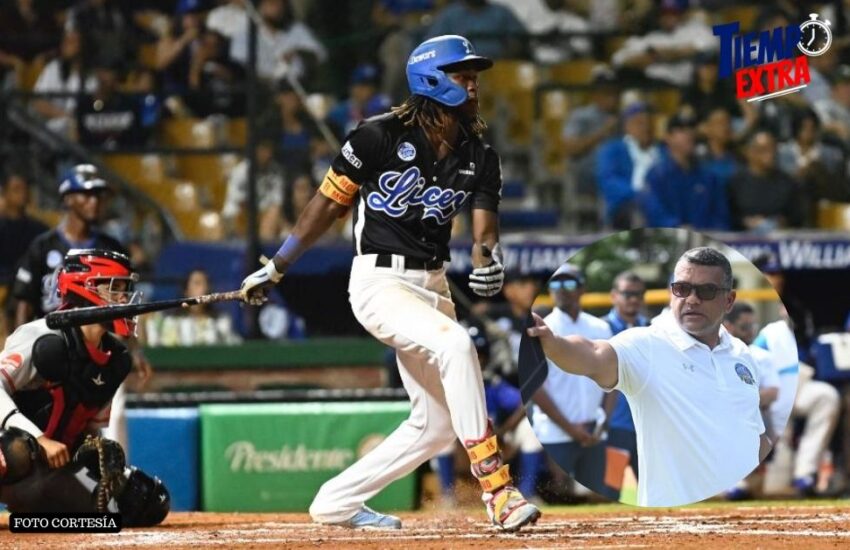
left=735, top=363, right=755, bottom=385
left=367, top=166, right=469, bottom=224
left=397, top=142, right=416, bottom=161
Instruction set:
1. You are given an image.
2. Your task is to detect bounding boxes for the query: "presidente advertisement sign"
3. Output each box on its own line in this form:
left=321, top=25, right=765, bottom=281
left=201, top=402, right=415, bottom=512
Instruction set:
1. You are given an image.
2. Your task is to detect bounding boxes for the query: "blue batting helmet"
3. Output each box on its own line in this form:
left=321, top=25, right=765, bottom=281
left=58, top=164, right=108, bottom=196
left=406, top=35, right=493, bottom=107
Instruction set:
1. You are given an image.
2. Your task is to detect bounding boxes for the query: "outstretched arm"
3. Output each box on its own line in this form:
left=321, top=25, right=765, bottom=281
left=240, top=192, right=348, bottom=304
left=526, top=312, right=620, bottom=389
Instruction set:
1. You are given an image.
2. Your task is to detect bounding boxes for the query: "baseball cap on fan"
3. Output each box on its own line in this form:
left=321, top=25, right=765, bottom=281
left=550, top=263, right=585, bottom=285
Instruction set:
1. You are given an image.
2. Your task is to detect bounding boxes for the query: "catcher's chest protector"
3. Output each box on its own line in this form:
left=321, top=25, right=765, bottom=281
left=15, top=328, right=131, bottom=446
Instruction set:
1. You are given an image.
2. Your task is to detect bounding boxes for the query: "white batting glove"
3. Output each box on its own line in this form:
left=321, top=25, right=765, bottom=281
left=469, top=244, right=505, bottom=297
left=240, top=259, right=284, bottom=306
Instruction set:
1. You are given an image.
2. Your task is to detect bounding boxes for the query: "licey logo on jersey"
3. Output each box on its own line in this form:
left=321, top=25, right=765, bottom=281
left=735, top=363, right=755, bottom=385
left=397, top=142, right=416, bottom=162
left=367, top=166, right=470, bottom=225
left=713, top=13, right=830, bottom=103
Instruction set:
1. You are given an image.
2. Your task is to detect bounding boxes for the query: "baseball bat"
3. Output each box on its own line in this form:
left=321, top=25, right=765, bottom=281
left=45, top=290, right=243, bottom=330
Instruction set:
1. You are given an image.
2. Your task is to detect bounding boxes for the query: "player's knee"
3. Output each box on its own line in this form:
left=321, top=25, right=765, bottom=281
left=823, top=383, right=841, bottom=414
left=436, top=325, right=477, bottom=365
left=0, top=428, right=39, bottom=485
left=117, top=466, right=170, bottom=527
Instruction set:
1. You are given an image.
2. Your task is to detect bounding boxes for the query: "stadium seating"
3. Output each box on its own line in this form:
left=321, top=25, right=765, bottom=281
left=548, top=58, right=597, bottom=86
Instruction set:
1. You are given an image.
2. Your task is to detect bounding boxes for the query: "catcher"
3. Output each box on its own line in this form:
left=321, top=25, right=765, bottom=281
left=0, top=249, right=168, bottom=525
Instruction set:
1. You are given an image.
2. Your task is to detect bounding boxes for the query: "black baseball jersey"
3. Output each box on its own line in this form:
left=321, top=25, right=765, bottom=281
left=331, top=113, right=502, bottom=262
left=12, top=228, right=127, bottom=319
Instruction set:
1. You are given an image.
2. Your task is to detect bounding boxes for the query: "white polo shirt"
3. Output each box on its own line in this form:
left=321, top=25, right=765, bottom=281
left=607, top=314, right=764, bottom=507
left=532, top=308, right=613, bottom=444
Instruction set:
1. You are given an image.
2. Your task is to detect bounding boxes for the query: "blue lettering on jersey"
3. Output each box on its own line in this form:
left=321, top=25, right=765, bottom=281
left=366, top=166, right=470, bottom=225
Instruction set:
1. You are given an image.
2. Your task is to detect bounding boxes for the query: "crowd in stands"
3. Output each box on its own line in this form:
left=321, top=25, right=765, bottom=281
left=0, top=0, right=848, bottom=240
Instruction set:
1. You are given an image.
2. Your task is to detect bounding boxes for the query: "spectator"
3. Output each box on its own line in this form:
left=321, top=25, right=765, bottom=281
left=0, top=0, right=60, bottom=87
left=778, top=108, right=849, bottom=224
left=31, top=28, right=96, bottom=137
left=562, top=67, right=620, bottom=200
left=372, top=0, right=436, bottom=102
left=144, top=268, right=242, bottom=346
left=0, top=171, right=49, bottom=334
left=230, top=0, right=327, bottom=83
left=186, top=29, right=246, bottom=117
left=611, top=0, right=714, bottom=86
left=491, top=0, right=590, bottom=64
left=66, top=0, right=138, bottom=68
left=281, top=173, right=317, bottom=236
left=221, top=138, right=285, bottom=240
left=206, top=0, right=248, bottom=41
left=326, top=64, right=391, bottom=140
left=529, top=263, right=617, bottom=499
left=681, top=50, right=740, bottom=121
left=727, top=130, right=804, bottom=232
left=641, top=110, right=730, bottom=230
left=426, top=0, right=526, bottom=60
left=596, top=102, right=660, bottom=229
left=273, top=80, right=322, bottom=176
left=155, top=0, right=209, bottom=97
left=76, top=60, right=149, bottom=148
left=802, top=48, right=839, bottom=107
left=814, top=65, right=850, bottom=143
left=695, top=106, right=741, bottom=189
left=601, top=271, right=649, bottom=488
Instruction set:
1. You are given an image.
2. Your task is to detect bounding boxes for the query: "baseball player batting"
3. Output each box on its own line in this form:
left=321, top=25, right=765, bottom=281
left=0, top=249, right=168, bottom=525
left=241, top=34, right=540, bottom=531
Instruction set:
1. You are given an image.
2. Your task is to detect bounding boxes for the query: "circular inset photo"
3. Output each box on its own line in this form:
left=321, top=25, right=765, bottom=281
left=518, top=228, right=798, bottom=507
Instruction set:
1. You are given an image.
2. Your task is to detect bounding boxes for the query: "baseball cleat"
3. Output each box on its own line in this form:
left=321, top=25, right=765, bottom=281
left=484, top=485, right=541, bottom=532
left=330, top=506, right=402, bottom=529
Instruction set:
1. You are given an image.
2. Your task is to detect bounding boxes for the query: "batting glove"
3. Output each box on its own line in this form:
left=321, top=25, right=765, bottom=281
left=240, top=259, right=284, bottom=306
left=469, top=244, right=505, bottom=297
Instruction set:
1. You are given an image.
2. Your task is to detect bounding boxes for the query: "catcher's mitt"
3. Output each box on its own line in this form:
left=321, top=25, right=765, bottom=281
left=74, top=435, right=127, bottom=512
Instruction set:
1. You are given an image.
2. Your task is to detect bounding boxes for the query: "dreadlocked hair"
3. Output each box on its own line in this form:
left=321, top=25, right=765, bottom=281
left=391, top=95, right=487, bottom=138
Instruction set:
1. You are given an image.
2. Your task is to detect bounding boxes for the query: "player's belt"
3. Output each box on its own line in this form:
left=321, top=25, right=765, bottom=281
left=375, top=254, right=443, bottom=271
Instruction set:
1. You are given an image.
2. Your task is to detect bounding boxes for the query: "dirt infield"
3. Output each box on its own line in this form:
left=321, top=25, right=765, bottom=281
left=1, top=501, right=848, bottom=549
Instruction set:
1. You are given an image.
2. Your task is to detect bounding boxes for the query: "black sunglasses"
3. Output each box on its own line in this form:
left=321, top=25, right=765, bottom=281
left=670, top=281, right=730, bottom=300
left=617, top=290, right=645, bottom=299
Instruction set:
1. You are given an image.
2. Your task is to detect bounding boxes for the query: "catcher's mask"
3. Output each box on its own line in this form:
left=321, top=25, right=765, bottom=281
left=57, top=249, right=141, bottom=337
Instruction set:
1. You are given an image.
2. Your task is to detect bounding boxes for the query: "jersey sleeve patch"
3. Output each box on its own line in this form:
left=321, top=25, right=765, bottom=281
left=319, top=167, right=360, bottom=206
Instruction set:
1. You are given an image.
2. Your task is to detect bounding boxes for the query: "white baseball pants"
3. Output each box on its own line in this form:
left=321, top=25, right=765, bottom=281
left=791, top=378, right=840, bottom=479
left=309, top=254, right=489, bottom=523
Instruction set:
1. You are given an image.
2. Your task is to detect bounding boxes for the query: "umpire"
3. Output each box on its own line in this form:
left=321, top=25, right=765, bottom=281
left=527, top=247, right=767, bottom=506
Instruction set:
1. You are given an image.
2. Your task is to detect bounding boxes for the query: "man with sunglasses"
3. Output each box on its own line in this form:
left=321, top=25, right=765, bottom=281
left=528, top=247, right=768, bottom=506
left=602, top=272, right=649, bottom=488
left=528, top=264, right=615, bottom=499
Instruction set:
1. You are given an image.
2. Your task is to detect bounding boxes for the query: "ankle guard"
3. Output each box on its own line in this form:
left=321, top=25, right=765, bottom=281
left=464, top=424, right=511, bottom=493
